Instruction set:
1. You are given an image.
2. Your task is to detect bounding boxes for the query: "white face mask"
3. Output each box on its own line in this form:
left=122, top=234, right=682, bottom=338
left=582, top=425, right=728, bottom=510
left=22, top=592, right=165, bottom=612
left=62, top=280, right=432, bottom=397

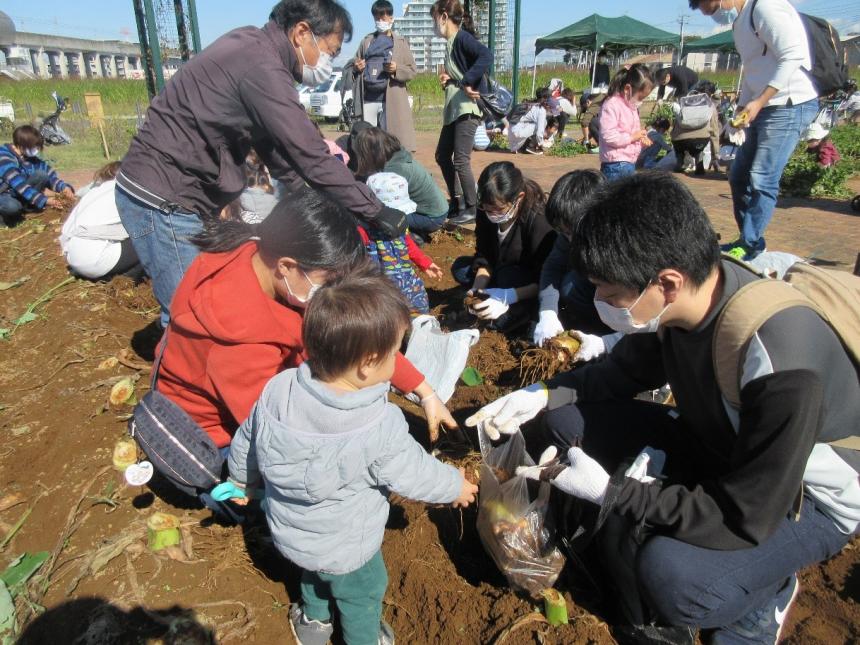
left=711, top=2, right=739, bottom=25
left=593, top=286, right=669, bottom=334
left=23, top=147, right=40, bottom=157
left=376, top=19, right=393, bottom=33
left=283, top=270, right=321, bottom=308
left=300, top=33, right=333, bottom=87
left=485, top=199, right=520, bottom=225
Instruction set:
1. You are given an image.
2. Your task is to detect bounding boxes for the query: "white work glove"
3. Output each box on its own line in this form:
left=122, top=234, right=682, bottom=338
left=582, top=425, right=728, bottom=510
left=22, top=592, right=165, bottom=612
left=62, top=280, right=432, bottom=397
left=534, top=310, right=565, bottom=346
left=624, top=446, right=667, bottom=484
left=469, top=288, right=516, bottom=321
left=723, top=123, right=746, bottom=146
left=517, top=446, right=610, bottom=505
left=570, top=330, right=606, bottom=362
left=465, top=381, right=548, bottom=440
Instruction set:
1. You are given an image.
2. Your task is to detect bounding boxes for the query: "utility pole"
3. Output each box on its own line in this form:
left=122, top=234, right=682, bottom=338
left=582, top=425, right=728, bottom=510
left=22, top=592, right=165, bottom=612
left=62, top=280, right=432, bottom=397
left=511, top=0, right=521, bottom=104
left=487, top=0, right=496, bottom=76
left=678, top=14, right=689, bottom=65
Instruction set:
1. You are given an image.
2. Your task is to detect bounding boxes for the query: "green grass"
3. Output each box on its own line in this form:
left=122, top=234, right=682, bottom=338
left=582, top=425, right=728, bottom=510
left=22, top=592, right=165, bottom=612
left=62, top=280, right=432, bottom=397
left=0, top=79, right=148, bottom=118
left=39, top=117, right=136, bottom=173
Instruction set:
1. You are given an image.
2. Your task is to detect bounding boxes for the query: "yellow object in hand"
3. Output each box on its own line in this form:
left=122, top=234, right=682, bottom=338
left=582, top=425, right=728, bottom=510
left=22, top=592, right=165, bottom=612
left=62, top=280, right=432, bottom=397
left=730, top=111, right=750, bottom=128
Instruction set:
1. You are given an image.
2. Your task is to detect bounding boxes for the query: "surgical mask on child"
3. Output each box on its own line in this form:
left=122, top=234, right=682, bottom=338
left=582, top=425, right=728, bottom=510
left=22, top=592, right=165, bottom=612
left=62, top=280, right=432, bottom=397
left=283, top=271, right=321, bottom=308
left=593, top=286, right=669, bottom=334
left=376, top=20, right=393, bottom=33
left=23, top=148, right=40, bottom=157
left=711, top=3, right=739, bottom=25
left=300, top=33, right=333, bottom=87
left=485, top=199, right=520, bottom=225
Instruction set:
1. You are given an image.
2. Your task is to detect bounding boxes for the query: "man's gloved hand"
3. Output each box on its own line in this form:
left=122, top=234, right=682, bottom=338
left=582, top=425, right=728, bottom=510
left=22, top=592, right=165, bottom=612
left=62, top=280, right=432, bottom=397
left=625, top=446, right=667, bottom=484
left=534, top=310, right=565, bottom=346
left=469, top=288, right=516, bottom=321
left=374, top=205, right=408, bottom=237
left=465, top=381, right=549, bottom=439
left=570, top=330, right=607, bottom=362
left=517, top=446, right=610, bottom=505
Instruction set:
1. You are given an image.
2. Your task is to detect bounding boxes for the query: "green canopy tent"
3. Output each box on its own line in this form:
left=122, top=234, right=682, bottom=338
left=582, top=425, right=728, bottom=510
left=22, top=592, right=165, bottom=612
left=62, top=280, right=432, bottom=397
left=531, top=14, right=679, bottom=96
left=683, top=29, right=736, bottom=53
left=682, top=29, right=743, bottom=95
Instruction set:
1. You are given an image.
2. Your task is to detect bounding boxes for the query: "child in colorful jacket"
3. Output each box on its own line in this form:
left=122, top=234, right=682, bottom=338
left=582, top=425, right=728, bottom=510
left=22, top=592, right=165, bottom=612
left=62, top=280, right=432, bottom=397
left=363, top=171, right=443, bottom=314
left=0, top=125, right=74, bottom=226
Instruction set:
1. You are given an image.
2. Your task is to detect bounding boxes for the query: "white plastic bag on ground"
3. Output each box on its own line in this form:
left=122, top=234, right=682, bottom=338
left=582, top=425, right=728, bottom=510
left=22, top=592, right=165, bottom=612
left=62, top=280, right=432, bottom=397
left=746, top=252, right=804, bottom=279
left=403, top=315, right=479, bottom=404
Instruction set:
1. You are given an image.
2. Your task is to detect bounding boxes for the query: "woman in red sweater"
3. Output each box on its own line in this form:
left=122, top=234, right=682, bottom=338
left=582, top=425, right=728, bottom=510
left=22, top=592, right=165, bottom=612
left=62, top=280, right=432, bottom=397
left=156, top=185, right=456, bottom=453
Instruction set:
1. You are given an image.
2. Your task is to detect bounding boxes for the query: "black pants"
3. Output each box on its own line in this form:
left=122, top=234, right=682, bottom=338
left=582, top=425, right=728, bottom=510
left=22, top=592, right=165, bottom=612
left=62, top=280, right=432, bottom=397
left=541, top=400, right=849, bottom=630
left=556, top=112, right=569, bottom=138
left=673, top=139, right=709, bottom=175
left=435, top=114, right=480, bottom=215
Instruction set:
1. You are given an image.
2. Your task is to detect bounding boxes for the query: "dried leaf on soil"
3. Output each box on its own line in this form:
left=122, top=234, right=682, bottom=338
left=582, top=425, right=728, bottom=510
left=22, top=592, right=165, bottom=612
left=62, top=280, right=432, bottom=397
left=0, top=276, right=29, bottom=291
left=97, top=357, right=119, bottom=370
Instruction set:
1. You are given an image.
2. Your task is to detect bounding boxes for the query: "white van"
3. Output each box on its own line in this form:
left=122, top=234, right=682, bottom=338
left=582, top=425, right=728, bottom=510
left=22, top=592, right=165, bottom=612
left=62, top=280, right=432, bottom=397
left=309, top=71, right=351, bottom=122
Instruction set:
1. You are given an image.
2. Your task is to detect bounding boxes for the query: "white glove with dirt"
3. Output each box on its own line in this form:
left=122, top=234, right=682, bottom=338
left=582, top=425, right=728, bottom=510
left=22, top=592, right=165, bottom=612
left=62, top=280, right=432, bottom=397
left=466, top=382, right=548, bottom=439
left=470, top=288, right=516, bottom=320
left=534, top=310, right=565, bottom=347
left=517, top=446, right=610, bottom=505
left=571, top=330, right=606, bottom=362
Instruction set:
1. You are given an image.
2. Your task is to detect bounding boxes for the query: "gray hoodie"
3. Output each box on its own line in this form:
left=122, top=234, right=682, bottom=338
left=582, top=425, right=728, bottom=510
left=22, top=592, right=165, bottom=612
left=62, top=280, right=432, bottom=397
left=228, top=362, right=462, bottom=574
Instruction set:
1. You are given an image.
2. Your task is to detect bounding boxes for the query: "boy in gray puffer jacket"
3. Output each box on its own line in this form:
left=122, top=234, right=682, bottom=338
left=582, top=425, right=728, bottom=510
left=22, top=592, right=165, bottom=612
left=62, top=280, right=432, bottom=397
left=227, top=268, right=478, bottom=645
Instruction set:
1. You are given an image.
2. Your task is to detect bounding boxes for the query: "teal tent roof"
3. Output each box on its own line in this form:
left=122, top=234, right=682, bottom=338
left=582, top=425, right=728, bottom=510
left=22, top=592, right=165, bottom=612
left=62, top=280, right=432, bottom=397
left=683, top=29, right=736, bottom=53
left=534, top=14, right=679, bottom=55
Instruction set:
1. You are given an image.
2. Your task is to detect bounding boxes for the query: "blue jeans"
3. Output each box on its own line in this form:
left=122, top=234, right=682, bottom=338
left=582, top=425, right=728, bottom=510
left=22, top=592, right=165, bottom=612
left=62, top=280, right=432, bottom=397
left=543, top=399, right=850, bottom=629
left=115, top=188, right=204, bottom=327
left=406, top=211, right=446, bottom=235
left=729, top=99, right=818, bottom=251
left=0, top=170, right=51, bottom=219
left=637, top=497, right=848, bottom=629
left=601, top=161, right=636, bottom=181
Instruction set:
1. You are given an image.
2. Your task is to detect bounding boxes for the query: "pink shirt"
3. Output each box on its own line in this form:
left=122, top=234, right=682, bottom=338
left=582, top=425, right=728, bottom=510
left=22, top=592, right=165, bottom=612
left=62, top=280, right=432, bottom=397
left=599, top=94, right=643, bottom=164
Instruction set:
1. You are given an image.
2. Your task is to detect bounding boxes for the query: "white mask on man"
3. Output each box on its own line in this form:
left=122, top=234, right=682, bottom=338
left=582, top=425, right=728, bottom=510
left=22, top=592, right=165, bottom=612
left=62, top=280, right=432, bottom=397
left=593, top=287, right=669, bottom=334
left=300, top=33, right=333, bottom=87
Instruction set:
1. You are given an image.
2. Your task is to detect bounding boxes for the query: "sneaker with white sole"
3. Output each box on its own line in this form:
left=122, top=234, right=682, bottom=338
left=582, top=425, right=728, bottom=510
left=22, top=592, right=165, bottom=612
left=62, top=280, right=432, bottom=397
left=288, top=604, right=334, bottom=645
left=709, top=574, right=799, bottom=644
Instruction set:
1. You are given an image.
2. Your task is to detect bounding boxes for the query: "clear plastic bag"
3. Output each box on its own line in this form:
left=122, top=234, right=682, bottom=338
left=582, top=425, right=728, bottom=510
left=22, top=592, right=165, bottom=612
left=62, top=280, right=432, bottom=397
left=476, top=427, right=565, bottom=598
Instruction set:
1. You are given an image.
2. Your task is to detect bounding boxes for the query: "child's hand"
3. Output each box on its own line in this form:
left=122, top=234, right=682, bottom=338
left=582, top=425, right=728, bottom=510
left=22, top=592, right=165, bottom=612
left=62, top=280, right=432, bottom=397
left=424, top=262, right=443, bottom=280
left=452, top=468, right=479, bottom=508
left=230, top=496, right=250, bottom=506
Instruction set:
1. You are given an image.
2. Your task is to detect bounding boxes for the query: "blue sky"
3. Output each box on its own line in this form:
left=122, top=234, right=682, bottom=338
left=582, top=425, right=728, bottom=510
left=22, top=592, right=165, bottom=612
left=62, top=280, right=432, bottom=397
left=3, top=0, right=857, bottom=66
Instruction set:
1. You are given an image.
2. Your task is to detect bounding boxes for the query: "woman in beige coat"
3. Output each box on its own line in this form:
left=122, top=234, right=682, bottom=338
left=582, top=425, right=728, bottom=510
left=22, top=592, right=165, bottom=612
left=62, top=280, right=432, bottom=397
left=352, top=1, right=417, bottom=152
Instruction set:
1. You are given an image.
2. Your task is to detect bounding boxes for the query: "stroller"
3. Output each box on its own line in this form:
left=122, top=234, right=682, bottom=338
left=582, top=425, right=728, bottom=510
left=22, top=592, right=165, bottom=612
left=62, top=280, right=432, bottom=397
left=338, top=60, right=357, bottom=133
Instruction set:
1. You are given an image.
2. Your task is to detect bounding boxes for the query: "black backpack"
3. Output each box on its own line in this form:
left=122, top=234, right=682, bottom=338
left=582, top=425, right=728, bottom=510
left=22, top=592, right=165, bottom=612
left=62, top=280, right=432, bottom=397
left=363, top=35, right=393, bottom=94
left=750, top=0, right=848, bottom=97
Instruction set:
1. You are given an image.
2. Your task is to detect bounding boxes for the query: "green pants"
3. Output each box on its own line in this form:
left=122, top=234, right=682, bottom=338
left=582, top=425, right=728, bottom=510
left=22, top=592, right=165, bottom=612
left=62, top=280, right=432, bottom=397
left=301, top=550, right=388, bottom=645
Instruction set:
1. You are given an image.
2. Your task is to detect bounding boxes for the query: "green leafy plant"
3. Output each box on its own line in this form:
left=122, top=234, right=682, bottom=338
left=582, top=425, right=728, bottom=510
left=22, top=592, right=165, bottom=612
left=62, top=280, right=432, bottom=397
left=547, top=140, right=587, bottom=157
left=488, top=133, right=509, bottom=151
left=780, top=124, right=859, bottom=199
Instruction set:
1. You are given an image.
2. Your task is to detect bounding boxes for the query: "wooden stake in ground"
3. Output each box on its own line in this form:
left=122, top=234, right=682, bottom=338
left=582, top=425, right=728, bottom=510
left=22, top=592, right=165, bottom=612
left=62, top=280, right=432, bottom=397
left=98, top=123, right=111, bottom=159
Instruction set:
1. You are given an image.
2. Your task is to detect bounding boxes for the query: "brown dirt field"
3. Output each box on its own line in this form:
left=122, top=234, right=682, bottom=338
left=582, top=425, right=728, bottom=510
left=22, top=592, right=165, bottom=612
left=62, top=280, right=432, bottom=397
left=1, top=208, right=857, bottom=645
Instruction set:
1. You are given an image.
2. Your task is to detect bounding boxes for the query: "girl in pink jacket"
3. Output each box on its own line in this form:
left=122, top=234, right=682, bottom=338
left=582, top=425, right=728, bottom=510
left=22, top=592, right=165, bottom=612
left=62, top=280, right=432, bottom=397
left=598, top=64, right=654, bottom=181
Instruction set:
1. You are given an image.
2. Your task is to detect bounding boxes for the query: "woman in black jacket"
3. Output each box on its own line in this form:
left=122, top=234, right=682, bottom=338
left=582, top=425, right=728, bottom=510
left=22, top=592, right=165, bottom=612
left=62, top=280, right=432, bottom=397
left=430, top=0, right=492, bottom=226
left=452, top=161, right=556, bottom=333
